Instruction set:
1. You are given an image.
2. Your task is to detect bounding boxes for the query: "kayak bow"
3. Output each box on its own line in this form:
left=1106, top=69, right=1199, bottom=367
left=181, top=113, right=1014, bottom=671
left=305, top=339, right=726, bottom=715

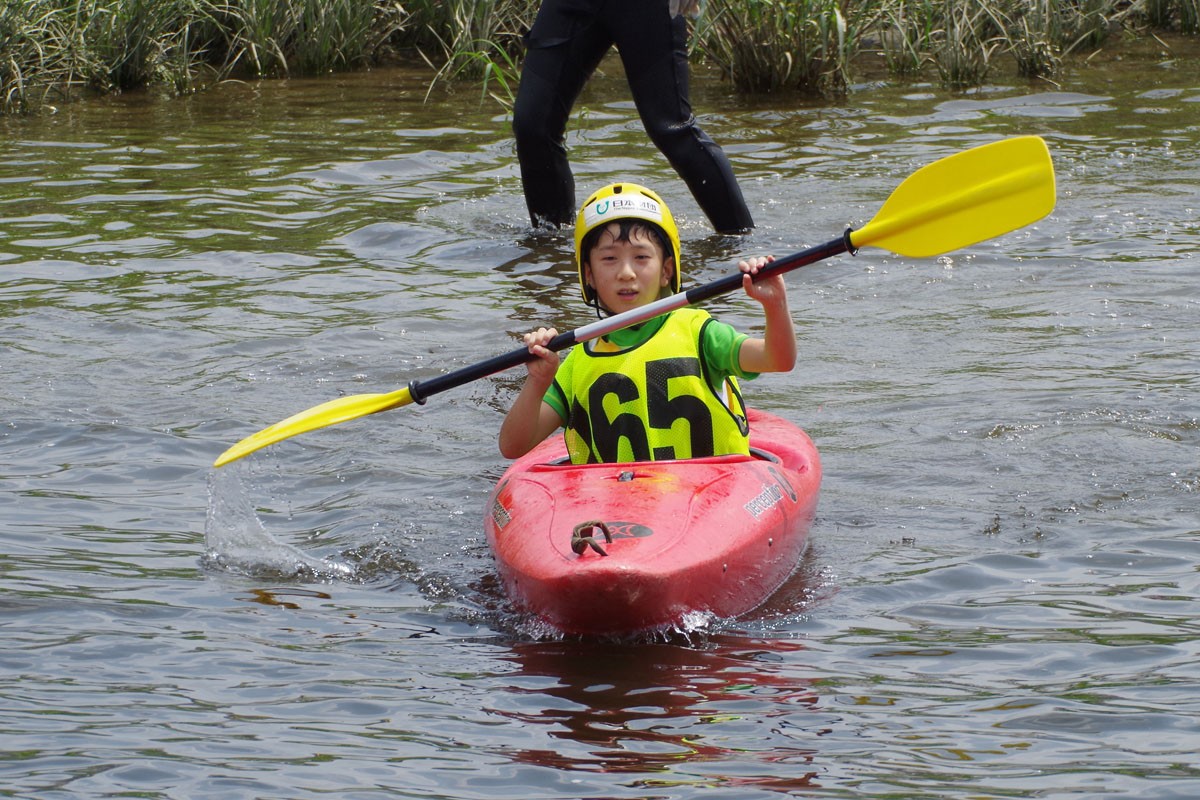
left=484, top=409, right=820, bottom=635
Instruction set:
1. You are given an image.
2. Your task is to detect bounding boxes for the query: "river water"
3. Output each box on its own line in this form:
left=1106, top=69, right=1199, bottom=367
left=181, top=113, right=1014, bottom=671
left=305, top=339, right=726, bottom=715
left=2, top=43, right=1198, bottom=798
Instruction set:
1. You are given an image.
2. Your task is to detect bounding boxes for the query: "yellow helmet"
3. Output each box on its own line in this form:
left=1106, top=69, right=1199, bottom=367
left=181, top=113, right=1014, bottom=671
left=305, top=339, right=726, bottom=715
left=574, top=183, right=682, bottom=306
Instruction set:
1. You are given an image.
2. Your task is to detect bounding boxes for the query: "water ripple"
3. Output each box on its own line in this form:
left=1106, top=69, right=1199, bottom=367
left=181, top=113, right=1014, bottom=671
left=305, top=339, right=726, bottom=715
left=3, top=61, right=1200, bottom=799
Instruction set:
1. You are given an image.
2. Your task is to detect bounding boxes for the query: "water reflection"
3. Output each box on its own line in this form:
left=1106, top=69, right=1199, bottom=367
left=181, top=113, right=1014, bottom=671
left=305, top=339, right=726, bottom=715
left=240, top=586, right=332, bottom=609
left=492, top=637, right=822, bottom=788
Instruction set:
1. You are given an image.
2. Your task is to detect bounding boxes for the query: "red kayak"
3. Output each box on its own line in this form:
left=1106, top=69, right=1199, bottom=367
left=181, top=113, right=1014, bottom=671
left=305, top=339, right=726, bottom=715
left=484, top=408, right=820, bottom=636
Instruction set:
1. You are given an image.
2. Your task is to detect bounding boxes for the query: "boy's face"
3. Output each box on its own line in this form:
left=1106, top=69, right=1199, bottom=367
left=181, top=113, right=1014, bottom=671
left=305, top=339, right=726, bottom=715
left=583, top=223, right=674, bottom=314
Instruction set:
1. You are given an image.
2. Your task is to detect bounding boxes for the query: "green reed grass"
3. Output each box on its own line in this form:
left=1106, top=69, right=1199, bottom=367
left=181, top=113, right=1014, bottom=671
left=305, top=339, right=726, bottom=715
left=1128, top=0, right=1198, bottom=33
left=1185, top=0, right=1200, bottom=32
left=932, top=0, right=1003, bottom=88
left=875, top=0, right=933, bottom=75
left=404, top=0, right=529, bottom=76
left=210, top=0, right=407, bottom=78
left=406, top=0, right=531, bottom=105
left=2, top=3, right=63, bottom=112
left=0, top=0, right=409, bottom=113
left=3, top=0, right=1199, bottom=114
left=208, top=0, right=410, bottom=77
left=997, top=0, right=1062, bottom=78
left=699, top=0, right=887, bottom=94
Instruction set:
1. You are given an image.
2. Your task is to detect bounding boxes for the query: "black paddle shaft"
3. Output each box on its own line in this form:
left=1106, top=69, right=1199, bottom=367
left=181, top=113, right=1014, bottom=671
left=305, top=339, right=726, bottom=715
left=684, top=231, right=853, bottom=306
left=407, top=231, right=853, bottom=405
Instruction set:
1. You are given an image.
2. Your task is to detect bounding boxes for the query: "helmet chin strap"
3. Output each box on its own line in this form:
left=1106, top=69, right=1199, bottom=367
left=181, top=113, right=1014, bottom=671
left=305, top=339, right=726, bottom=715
left=592, top=299, right=614, bottom=320
left=591, top=297, right=656, bottom=325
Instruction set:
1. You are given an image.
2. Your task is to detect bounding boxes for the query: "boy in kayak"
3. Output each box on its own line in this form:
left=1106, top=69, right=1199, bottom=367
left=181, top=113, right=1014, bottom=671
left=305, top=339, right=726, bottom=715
left=499, top=183, right=795, bottom=463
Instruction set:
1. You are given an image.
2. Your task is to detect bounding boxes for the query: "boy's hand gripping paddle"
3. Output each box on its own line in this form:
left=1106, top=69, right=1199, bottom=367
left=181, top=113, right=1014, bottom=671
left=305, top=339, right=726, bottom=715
left=213, top=136, right=1055, bottom=467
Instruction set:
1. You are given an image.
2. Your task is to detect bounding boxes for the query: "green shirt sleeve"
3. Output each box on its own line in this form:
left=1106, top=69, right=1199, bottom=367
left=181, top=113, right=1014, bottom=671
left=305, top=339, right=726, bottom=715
left=542, top=348, right=572, bottom=422
left=701, top=318, right=758, bottom=383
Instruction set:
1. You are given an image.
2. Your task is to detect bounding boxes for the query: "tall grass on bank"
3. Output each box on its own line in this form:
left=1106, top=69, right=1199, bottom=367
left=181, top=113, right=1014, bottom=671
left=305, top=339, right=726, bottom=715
left=868, top=0, right=1195, bottom=85
left=997, top=0, right=1063, bottom=78
left=878, top=0, right=939, bottom=75
left=404, top=0, right=532, bottom=104
left=0, top=0, right=409, bottom=113
left=933, top=0, right=1003, bottom=88
left=700, top=0, right=888, bottom=94
left=2, top=3, right=67, bottom=112
left=212, top=0, right=403, bottom=78
left=3, top=0, right=1200, bottom=114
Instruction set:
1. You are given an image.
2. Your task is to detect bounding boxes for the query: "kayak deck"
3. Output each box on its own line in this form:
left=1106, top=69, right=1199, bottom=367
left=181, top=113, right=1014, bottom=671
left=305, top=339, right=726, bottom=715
left=485, top=409, right=821, bottom=636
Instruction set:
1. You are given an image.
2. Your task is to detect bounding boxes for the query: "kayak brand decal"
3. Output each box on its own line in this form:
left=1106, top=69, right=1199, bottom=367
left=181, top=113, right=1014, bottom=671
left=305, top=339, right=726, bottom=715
left=744, top=481, right=785, bottom=519
left=745, top=465, right=798, bottom=519
left=489, top=485, right=511, bottom=531
left=767, top=464, right=798, bottom=502
left=604, top=521, right=654, bottom=539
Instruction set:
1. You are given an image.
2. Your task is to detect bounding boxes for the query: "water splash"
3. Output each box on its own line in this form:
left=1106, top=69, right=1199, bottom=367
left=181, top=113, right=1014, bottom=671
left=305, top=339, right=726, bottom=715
left=202, top=467, right=356, bottom=582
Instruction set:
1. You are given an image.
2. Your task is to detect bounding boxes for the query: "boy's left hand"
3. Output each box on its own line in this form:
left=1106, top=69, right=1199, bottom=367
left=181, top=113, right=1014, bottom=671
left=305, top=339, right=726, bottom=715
left=739, top=255, right=784, bottom=306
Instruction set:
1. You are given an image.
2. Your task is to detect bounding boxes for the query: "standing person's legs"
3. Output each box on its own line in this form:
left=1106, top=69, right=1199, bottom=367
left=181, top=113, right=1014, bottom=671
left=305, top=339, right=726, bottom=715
left=512, top=1, right=613, bottom=227
left=611, top=3, right=754, bottom=233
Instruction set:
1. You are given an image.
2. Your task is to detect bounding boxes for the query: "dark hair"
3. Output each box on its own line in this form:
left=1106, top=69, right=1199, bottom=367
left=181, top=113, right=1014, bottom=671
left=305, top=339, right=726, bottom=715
left=580, top=219, right=672, bottom=266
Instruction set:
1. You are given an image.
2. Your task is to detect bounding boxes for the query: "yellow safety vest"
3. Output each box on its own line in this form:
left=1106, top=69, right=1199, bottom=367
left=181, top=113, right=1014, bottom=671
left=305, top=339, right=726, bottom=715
left=556, top=309, right=750, bottom=464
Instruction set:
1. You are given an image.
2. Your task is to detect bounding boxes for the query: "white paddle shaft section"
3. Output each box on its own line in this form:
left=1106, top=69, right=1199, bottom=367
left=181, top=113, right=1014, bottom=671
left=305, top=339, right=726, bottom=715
left=569, top=292, right=692, bottom=345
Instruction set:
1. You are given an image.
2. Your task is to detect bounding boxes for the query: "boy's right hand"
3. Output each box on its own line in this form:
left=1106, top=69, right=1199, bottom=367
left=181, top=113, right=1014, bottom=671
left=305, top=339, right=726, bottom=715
left=739, top=255, right=784, bottom=307
left=523, top=327, right=560, bottom=384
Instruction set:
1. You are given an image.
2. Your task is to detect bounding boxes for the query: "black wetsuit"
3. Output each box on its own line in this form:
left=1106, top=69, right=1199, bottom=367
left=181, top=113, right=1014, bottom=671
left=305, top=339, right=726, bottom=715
left=512, top=0, right=755, bottom=234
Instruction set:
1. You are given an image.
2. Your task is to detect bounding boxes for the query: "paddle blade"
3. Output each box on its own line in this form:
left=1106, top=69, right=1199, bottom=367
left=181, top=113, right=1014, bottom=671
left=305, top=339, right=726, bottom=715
left=850, top=136, right=1055, bottom=257
left=213, top=386, right=414, bottom=468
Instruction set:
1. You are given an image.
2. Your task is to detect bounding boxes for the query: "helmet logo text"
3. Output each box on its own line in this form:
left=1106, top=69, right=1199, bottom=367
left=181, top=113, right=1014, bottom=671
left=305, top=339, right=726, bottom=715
left=584, top=196, right=663, bottom=228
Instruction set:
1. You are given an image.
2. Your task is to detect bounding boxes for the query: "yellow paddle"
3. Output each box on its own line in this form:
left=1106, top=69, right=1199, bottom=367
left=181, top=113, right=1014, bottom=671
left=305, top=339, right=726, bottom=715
left=213, top=135, right=1055, bottom=468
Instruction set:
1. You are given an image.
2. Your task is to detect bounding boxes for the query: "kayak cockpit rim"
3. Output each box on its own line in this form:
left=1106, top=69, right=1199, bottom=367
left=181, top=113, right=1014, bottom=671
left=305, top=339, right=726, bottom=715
left=538, top=447, right=781, bottom=468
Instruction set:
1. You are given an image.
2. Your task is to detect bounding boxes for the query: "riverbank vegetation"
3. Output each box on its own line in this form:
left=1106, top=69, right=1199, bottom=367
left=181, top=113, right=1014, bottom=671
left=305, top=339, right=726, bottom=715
left=2, top=0, right=1197, bottom=114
